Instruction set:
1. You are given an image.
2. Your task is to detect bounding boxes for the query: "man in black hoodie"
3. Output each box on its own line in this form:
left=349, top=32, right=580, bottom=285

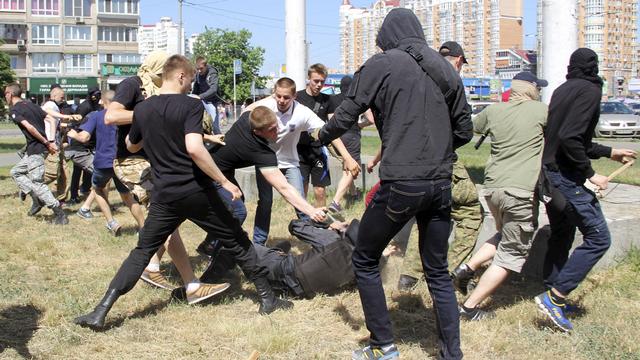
left=534, top=48, right=636, bottom=332
left=318, top=8, right=472, bottom=360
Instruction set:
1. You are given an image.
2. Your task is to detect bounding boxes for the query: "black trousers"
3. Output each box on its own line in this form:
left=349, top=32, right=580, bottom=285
left=354, top=180, right=462, bottom=359
left=108, top=189, right=268, bottom=293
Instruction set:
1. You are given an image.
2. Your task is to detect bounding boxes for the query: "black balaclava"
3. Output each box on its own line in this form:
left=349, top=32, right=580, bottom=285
left=339, top=76, right=352, bottom=94
left=566, top=48, right=603, bottom=87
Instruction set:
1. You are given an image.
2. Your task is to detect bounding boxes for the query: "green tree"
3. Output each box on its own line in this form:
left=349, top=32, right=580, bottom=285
left=0, top=42, right=16, bottom=119
left=193, top=28, right=266, bottom=103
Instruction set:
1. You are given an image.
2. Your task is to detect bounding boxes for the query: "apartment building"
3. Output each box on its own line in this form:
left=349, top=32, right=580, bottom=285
left=339, top=0, right=523, bottom=77
left=0, top=0, right=140, bottom=101
left=579, top=0, right=637, bottom=96
left=138, top=16, right=184, bottom=61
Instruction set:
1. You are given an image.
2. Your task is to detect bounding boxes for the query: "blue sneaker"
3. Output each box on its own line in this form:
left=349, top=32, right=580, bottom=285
left=352, top=345, right=399, bottom=360
left=535, top=291, right=573, bottom=332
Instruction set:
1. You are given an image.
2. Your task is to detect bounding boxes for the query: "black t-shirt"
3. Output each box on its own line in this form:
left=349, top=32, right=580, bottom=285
left=10, top=101, right=48, bottom=155
left=128, top=94, right=213, bottom=203
left=208, top=112, right=277, bottom=183
left=113, top=76, right=146, bottom=159
left=295, top=90, right=335, bottom=162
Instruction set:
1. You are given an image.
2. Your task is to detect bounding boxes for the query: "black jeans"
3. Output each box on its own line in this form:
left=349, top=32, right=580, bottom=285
left=542, top=168, right=611, bottom=295
left=108, top=189, right=268, bottom=294
left=354, top=180, right=461, bottom=359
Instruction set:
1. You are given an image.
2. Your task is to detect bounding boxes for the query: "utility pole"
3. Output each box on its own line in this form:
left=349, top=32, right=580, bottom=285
left=285, top=0, right=307, bottom=89
left=178, top=0, right=183, bottom=55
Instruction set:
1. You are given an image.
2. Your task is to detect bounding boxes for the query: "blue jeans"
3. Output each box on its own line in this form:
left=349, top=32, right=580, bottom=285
left=354, top=180, right=461, bottom=359
left=253, top=167, right=306, bottom=245
left=203, top=101, right=221, bottom=134
left=542, top=168, right=611, bottom=295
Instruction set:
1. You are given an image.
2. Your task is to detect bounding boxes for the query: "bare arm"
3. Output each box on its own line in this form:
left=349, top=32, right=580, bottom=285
left=44, top=115, right=57, bottom=141
left=67, top=129, right=91, bottom=143
left=105, top=101, right=133, bottom=126
left=125, top=134, right=144, bottom=153
left=367, top=146, right=382, bottom=173
left=42, top=108, right=80, bottom=122
left=203, top=133, right=226, bottom=145
left=330, top=137, right=360, bottom=178
left=259, top=167, right=326, bottom=222
left=359, top=109, right=375, bottom=129
left=185, top=133, right=242, bottom=200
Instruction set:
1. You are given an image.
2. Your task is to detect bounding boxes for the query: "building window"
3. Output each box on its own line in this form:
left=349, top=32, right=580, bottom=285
left=64, top=54, right=92, bottom=73
left=31, top=0, right=59, bottom=15
left=98, top=26, right=137, bottom=42
left=64, top=0, right=90, bottom=17
left=99, top=53, right=140, bottom=64
left=10, top=55, right=26, bottom=69
left=31, top=24, right=60, bottom=45
left=32, top=53, right=60, bottom=73
left=64, top=25, right=91, bottom=41
left=98, top=0, right=138, bottom=15
left=0, top=0, right=25, bottom=11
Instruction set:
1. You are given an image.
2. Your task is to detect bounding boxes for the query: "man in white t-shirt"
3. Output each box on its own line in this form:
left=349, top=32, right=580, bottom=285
left=40, top=87, right=81, bottom=200
left=244, top=77, right=360, bottom=245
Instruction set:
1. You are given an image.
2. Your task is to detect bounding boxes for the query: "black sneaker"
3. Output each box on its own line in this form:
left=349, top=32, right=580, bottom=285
left=459, top=305, right=495, bottom=321
left=27, top=197, right=44, bottom=217
left=397, top=274, right=419, bottom=292
left=450, top=264, right=475, bottom=296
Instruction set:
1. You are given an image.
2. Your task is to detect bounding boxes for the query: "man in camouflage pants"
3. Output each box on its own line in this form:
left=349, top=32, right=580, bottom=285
left=397, top=42, right=482, bottom=290
left=6, top=83, right=68, bottom=225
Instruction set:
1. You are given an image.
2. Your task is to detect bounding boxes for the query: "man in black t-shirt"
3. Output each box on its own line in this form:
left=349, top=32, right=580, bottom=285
left=195, top=106, right=326, bottom=271
left=74, top=56, right=292, bottom=330
left=6, top=84, right=68, bottom=225
left=105, top=50, right=193, bottom=291
left=296, top=63, right=336, bottom=208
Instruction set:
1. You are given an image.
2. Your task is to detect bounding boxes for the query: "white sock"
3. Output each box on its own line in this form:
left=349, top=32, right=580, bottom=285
left=380, top=344, right=396, bottom=352
left=146, top=263, right=160, bottom=272
left=186, top=279, right=201, bottom=293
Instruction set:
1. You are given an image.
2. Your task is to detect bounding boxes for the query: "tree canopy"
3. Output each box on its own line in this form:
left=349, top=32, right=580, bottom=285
left=0, top=42, right=16, bottom=118
left=193, top=28, right=266, bottom=103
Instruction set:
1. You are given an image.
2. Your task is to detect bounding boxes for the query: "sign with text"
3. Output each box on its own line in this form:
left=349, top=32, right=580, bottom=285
left=101, top=63, right=140, bottom=77
left=29, top=77, right=99, bottom=95
left=233, top=59, right=242, bottom=75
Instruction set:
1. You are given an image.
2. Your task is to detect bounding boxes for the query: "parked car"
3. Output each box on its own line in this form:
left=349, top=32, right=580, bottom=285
left=595, top=102, right=640, bottom=138
left=627, top=102, right=640, bottom=115
left=469, top=101, right=494, bottom=120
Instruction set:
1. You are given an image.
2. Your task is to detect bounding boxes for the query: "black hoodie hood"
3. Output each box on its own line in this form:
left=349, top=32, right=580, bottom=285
left=375, top=8, right=426, bottom=51
left=566, top=48, right=603, bottom=87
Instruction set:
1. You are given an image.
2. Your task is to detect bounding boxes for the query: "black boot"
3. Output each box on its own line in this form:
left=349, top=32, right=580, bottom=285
left=27, top=195, right=44, bottom=216
left=199, top=250, right=236, bottom=283
left=254, top=277, right=293, bottom=315
left=450, top=264, right=475, bottom=296
left=52, top=205, right=68, bottom=225
left=74, top=289, right=121, bottom=330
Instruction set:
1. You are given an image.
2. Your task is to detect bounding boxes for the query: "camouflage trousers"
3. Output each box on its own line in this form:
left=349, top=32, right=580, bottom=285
left=399, top=161, right=483, bottom=278
left=44, top=151, right=69, bottom=201
left=113, top=157, right=153, bottom=205
left=11, top=153, right=59, bottom=208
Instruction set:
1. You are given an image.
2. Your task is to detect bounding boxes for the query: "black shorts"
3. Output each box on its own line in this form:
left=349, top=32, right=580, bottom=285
left=300, top=159, right=331, bottom=187
left=340, top=131, right=362, bottom=165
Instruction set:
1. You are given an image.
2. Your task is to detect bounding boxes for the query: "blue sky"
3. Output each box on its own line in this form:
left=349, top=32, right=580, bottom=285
left=138, top=0, right=612, bottom=75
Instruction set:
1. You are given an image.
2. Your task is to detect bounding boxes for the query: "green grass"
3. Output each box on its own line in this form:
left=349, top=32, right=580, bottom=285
left=0, top=136, right=25, bottom=154
left=0, top=163, right=639, bottom=359
left=0, top=122, right=17, bottom=130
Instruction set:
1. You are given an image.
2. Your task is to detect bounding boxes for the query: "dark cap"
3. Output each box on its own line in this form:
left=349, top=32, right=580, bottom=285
left=513, top=71, right=548, bottom=88
left=50, top=83, right=62, bottom=90
left=439, top=41, right=468, bottom=64
left=87, top=86, right=101, bottom=97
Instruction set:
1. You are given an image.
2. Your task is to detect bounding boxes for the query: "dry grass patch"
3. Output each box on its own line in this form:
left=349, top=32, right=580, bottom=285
left=0, top=165, right=639, bottom=359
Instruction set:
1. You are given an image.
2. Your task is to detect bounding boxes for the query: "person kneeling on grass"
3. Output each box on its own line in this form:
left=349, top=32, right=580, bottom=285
left=449, top=72, right=548, bottom=321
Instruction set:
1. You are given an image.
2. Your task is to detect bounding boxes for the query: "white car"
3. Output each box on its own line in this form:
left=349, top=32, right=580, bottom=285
left=595, top=102, right=640, bottom=138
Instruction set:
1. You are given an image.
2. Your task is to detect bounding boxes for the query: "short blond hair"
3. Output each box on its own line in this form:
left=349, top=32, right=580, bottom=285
left=249, top=106, right=277, bottom=131
left=274, top=77, right=296, bottom=95
left=162, top=54, right=195, bottom=80
left=307, top=63, right=328, bottom=78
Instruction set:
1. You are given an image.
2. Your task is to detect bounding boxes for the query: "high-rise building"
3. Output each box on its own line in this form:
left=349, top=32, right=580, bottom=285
left=339, top=0, right=523, bottom=77
left=537, top=0, right=638, bottom=96
left=138, top=17, right=184, bottom=61
left=0, top=0, right=140, bottom=101
left=186, top=33, right=200, bottom=58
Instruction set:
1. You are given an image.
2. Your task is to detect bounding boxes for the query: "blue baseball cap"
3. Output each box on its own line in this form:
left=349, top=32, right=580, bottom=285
left=513, top=71, right=548, bottom=88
